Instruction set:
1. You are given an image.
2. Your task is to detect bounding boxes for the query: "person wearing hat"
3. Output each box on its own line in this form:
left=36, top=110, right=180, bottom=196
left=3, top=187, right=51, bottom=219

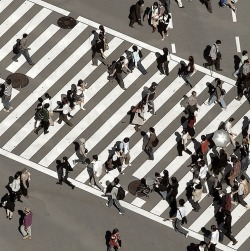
left=73, top=138, right=87, bottom=164
left=144, top=82, right=158, bottom=116
left=21, top=207, right=32, bottom=240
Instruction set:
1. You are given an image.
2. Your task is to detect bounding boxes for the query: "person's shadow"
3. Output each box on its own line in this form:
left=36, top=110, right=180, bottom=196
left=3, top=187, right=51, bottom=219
left=206, top=82, right=215, bottom=96
left=203, top=45, right=212, bottom=63
left=18, top=210, right=26, bottom=234
left=5, top=176, right=14, bottom=193
left=175, top=132, right=184, bottom=156
left=233, top=54, right=241, bottom=71
left=105, top=230, right=112, bottom=251
left=143, top=7, right=151, bottom=25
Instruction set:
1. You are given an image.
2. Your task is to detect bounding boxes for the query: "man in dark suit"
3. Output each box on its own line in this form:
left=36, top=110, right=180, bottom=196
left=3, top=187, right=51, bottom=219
left=145, top=127, right=157, bottom=160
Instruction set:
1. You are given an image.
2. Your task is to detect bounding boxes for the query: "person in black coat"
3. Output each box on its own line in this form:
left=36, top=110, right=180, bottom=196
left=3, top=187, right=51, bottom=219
left=129, top=0, right=144, bottom=28
left=222, top=210, right=238, bottom=245
left=60, top=157, right=75, bottom=189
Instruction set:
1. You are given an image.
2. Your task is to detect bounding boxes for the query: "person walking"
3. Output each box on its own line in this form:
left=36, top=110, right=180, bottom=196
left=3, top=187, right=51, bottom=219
left=182, top=129, right=191, bottom=151
left=111, top=147, right=124, bottom=175
left=192, top=181, right=203, bottom=212
left=158, top=12, right=171, bottom=40
left=108, top=228, right=122, bottom=251
left=56, top=160, right=64, bottom=185
left=200, top=135, right=209, bottom=162
left=203, top=40, right=223, bottom=71
left=119, top=137, right=131, bottom=167
left=1, top=79, right=13, bottom=112
left=166, top=176, right=179, bottom=208
left=75, top=79, right=87, bottom=110
left=131, top=101, right=146, bottom=131
left=148, top=2, right=160, bottom=33
left=144, top=82, right=158, bottom=116
left=106, top=177, right=125, bottom=215
left=207, top=225, right=219, bottom=251
left=182, top=56, right=195, bottom=88
left=129, top=0, right=144, bottom=28
left=10, top=172, right=23, bottom=202
left=225, top=118, right=237, bottom=147
left=184, top=91, right=198, bottom=115
left=130, top=45, right=147, bottom=75
left=145, top=127, right=157, bottom=160
left=164, top=199, right=189, bottom=237
left=5, top=193, right=15, bottom=220
left=92, top=155, right=104, bottom=192
left=219, top=187, right=232, bottom=214
left=204, top=78, right=227, bottom=110
left=20, top=168, right=31, bottom=198
left=20, top=207, right=32, bottom=240
left=12, top=33, right=35, bottom=65
left=61, top=156, right=75, bottom=189
left=42, top=93, right=54, bottom=126
left=73, top=138, right=87, bottom=164
left=56, top=97, right=73, bottom=127
left=233, top=50, right=248, bottom=78
left=92, top=33, right=107, bottom=66
left=34, top=103, right=50, bottom=134
left=240, top=138, right=250, bottom=181
left=157, top=47, right=170, bottom=75
left=111, top=56, right=131, bottom=90
left=199, top=159, right=209, bottom=193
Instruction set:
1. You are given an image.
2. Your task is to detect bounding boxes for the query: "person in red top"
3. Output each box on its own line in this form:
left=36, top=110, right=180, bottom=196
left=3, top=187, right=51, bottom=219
left=108, top=228, right=121, bottom=251
left=200, top=135, right=209, bottom=163
left=187, top=114, right=196, bottom=138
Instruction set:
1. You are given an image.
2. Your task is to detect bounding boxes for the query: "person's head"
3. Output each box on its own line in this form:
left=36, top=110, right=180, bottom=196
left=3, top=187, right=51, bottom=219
left=85, top=158, right=90, bottom=164
left=188, top=56, right=194, bottom=63
left=62, top=97, right=68, bottom=104
left=112, top=228, right=119, bottom=234
left=229, top=118, right=235, bottom=123
left=179, top=198, right=185, bottom=206
left=132, top=45, right=138, bottom=52
left=98, top=33, right=104, bottom=40
left=215, top=40, right=221, bottom=45
left=219, top=148, right=225, bottom=155
left=24, top=207, right=31, bottom=214
left=114, top=177, right=120, bottom=185
left=6, top=79, right=12, bottom=85
left=14, top=173, right=20, bottom=179
left=163, top=47, right=169, bottom=55
left=195, top=183, right=202, bottom=189
left=151, top=82, right=158, bottom=88
left=242, top=137, right=248, bottom=145
left=211, top=225, right=217, bottom=232
left=163, top=170, right=169, bottom=177
left=22, top=168, right=28, bottom=174
left=199, top=159, right=205, bottom=167
left=93, top=155, right=98, bottom=161
left=141, top=131, right=146, bottom=137
left=201, top=135, right=207, bottom=141
left=124, top=137, right=130, bottom=143
left=149, top=127, right=155, bottom=133
left=155, top=172, right=161, bottom=178
left=242, top=50, right=248, bottom=56
left=119, top=56, right=125, bottom=62
left=99, top=25, right=104, bottom=33
left=153, top=1, right=158, bottom=8
left=78, top=79, right=84, bottom=87
left=43, top=103, right=50, bottom=109
left=79, top=138, right=85, bottom=144
left=240, top=175, right=246, bottom=181
left=171, top=176, right=178, bottom=184
left=44, top=93, right=51, bottom=99
left=63, top=156, right=68, bottom=162
left=199, top=241, right=207, bottom=247
left=191, top=91, right=196, bottom=97
left=23, top=33, right=28, bottom=38
left=137, top=101, right=144, bottom=109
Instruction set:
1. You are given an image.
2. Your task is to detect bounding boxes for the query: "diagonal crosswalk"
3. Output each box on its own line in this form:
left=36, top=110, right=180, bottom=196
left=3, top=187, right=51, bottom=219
left=0, top=0, right=249, bottom=250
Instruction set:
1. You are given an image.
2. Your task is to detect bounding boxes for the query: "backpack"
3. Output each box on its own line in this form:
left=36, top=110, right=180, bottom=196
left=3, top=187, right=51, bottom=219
left=115, top=186, right=125, bottom=200
left=13, top=40, right=21, bottom=54
left=152, top=137, right=159, bottom=147
left=139, top=50, right=143, bottom=59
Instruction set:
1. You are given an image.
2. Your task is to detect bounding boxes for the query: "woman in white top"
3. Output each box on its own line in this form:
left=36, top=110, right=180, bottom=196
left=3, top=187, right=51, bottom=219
left=208, top=225, right=219, bottom=251
left=131, top=101, right=145, bottom=131
left=42, top=93, right=54, bottom=126
left=10, top=173, right=22, bottom=202
left=158, top=13, right=171, bottom=40
left=76, top=79, right=87, bottom=110
left=149, top=2, right=159, bottom=33
left=164, top=199, right=189, bottom=237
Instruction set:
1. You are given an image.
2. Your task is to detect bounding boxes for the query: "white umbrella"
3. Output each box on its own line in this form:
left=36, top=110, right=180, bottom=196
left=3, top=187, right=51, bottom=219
left=212, top=129, right=230, bottom=147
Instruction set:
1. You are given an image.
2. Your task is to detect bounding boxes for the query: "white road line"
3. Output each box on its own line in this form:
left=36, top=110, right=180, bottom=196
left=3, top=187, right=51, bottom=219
left=0, top=148, right=236, bottom=251
left=19, top=37, right=123, bottom=158
left=26, top=22, right=87, bottom=79
left=231, top=9, right=237, bottom=23
left=38, top=52, right=156, bottom=167
left=132, top=75, right=216, bottom=180
left=131, top=197, right=146, bottom=208
left=235, top=36, right=241, bottom=53
left=0, top=0, right=15, bottom=14
left=0, top=1, right=34, bottom=38
left=75, top=60, right=179, bottom=183
left=6, top=24, right=60, bottom=73
left=169, top=13, right=173, bottom=29
left=28, top=0, right=70, bottom=15
left=171, top=43, right=176, bottom=54
left=77, top=16, right=235, bottom=86
left=0, top=8, right=52, bottom=62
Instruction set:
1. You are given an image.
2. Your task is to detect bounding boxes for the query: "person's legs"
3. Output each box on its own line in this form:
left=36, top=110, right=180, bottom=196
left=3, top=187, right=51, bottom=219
left=174, top=219, right=188, bottom=235
left=113, top=199, right=125, bottom=214
left=208, top=95, right=217, bottom=105
left=148, top=100, right=155, bottom=114
left=116, top=73, right=125, bottom=89
left=94, top=175, right=104, bottom=191
left=12, top=51, right=22, bottom=61
left=176, top=0, right=183, bottom=7
left=92, top=51, right=98, bottom=65
left=124, top=153, right=131, bottom=165
left=214, top=59, right=221, bottom=70
left=237, top=194, right=247, bottom=207
left=137, top=61, right=147, bottom=75
left=2, top=95, right=11, bottom=110
left=22, top=49, right=33, bottom=65
left=226, top=0, right=236, bottom=9
left=27, top=226, right=32, bottom=237
left=61, top=114, right=73, bottom=127
left=129, top=19, right=135, bottom=27
left=164, top=61, right=169, bottom=76
left=218, top=96, right=227, bottom=109
left=20, top=225, right=28, bottom=236
left=148, top=147, right=154, bottom=160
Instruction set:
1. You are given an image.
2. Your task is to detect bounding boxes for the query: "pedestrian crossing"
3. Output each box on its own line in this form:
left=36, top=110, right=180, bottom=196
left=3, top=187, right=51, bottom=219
left=0, top=0, right=249, bottom=250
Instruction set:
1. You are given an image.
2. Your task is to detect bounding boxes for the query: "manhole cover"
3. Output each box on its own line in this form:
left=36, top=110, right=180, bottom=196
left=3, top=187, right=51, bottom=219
left=57, top=16, right=77, bottom=29
left=128, top=180, right=145, bottom=197
left=6, top=73, right=29, bottom=89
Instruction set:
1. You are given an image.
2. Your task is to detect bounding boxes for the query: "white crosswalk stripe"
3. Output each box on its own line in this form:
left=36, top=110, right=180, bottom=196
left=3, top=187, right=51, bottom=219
left=0, top=1, right=249, bottom=250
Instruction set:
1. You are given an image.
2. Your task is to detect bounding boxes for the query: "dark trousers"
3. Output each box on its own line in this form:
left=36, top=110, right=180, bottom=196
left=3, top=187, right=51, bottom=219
left=63, top=177, right=74, bottom=188
left=129, top=18, right=142, bottom=26
left=193, top=201, right=201, bottom=211
left=204, top=58, right=221, bottom=70
left=137, top=61, right=147, bottom=75
left=58, top=114, right=73, bottom=127
left=208, top=243, right=216, bottom=251
left=174, top=218, right=188, bottom=236
left=145, top=147, right=154, bottom=160
left=158, top=61, right=169, bottom=76
left=35, top=120, right=50, bottom=134
left=237, top=194, right=247, bottom=207
left=115, top=73, right=125, bottom=89
left=222, top=229, right=237, bottom=243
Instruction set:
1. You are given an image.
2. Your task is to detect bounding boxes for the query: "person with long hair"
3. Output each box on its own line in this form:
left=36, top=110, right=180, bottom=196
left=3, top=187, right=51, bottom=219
left=131, top=101, right=146, bottom=131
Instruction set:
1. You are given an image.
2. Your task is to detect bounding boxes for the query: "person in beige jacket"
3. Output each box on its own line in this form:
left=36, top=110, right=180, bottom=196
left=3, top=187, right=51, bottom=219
left=192, top=180, right=203, bottom=212
left=21, top=168, right=31, bottom=198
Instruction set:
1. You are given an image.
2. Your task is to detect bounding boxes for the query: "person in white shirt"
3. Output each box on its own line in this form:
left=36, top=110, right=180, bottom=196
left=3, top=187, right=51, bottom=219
left=56, top=97, right=73, bottom=127
left=198, top=159, right=208, bottom=193
left=119, top=137, right=131, bottom=167
left=92, top=155, right=104, bottom=192
left=225, top=118, right=237, bottom=147
left=163, top=199, right=189, bottom=237
left=42, top=93, right=54, bottom=126
left=75, top=79, right=87, bottom=110
left=208, top=225, right=219, bottom=251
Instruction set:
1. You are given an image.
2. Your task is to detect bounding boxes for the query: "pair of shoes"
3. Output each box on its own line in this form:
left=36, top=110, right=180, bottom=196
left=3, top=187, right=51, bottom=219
left=3, top=108, right=9, bottom=112
left=232, top=241, right=238, bottom=245
left=81, top=107, right=86, bottom=110
left=231, top=201, right=238, bottom=205
left=233, top=7, right=237, bottom=12
left=128, top=163, right=132, bottom=166
left=122, top=87, right=127, bottom=90
left=6, top=216, right=9, bottom=219
left=18, top=199, right=23, bottom=203
left=44, top=131, right=49, bottom=134
left=119, top=172, right=125, bottom=175
left=92, top=64, right=98, bottom=66
left=12, top=57, right=18, bottom=62
left=129, top=25, right=134, bottom=28
left=153, top=113, right=156, bottom=116
left=161, top=37, right=165, bottom=41
left=9, top=217, right=12, bottom=220
left=204, top=102, right=209, bottom=105
left=222, top=108, right=227, bottom=111
left=119, top=212, right=125, bottom=215
left=29, top=63, right=35, bottom=66
left=56, top=182, right=62, bottom=185
left=71, top=185, right=75, bottom=189
left=192, top=209, right=199, bottom=212
left=23, top=235, right=29, bottom=240
left=106, top=203, right=109, bottom=207
left=179, top=6, right=185, bottom=8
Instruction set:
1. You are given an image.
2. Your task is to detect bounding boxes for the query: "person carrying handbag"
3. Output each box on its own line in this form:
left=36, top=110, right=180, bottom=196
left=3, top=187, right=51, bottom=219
left=108, top=228, right=122, bottom=251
